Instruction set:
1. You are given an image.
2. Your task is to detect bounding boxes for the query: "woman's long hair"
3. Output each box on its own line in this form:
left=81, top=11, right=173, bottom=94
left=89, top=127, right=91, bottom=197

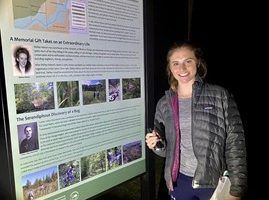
left=166, top=41, right=207, bottom=92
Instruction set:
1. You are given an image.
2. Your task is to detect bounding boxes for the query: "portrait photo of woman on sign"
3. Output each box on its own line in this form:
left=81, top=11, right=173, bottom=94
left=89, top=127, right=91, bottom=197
left=12, top=45, right=35, bottom=77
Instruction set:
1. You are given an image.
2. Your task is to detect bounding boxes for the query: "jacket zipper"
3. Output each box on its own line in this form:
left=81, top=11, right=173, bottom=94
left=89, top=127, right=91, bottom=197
left=191, top=83, right=200, bottom=188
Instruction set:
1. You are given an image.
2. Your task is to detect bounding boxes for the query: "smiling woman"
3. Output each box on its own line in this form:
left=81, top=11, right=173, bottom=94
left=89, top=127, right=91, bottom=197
left=166, top=42, right=207, bottom=97
left=13, top=45, right=34, bottom=76
left=145, top=40, right=247, bottom=200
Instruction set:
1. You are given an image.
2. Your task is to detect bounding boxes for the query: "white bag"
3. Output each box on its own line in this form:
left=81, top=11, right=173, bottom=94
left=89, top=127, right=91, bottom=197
left=210, top=171, right=231, bottom=200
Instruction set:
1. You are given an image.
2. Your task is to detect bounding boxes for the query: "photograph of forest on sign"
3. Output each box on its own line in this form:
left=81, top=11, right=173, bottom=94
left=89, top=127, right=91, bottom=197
left=81, top=150, right=106, bottom=181
left=14, top=82, right=54, bottom=114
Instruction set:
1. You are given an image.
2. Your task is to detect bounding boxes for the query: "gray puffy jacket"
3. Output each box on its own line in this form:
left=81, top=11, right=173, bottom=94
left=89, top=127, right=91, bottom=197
left=153, top=78, right=247, bottom=197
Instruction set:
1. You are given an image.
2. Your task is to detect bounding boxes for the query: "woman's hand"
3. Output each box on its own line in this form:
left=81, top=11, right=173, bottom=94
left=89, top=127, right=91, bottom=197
left=224, top=194, right=241, bottom=200
left=166, top=179, right=174, bottom=192
left=145, top=130, right=159, bottom=150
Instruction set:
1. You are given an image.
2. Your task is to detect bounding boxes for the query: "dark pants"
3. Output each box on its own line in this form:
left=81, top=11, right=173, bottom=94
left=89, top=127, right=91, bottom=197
left=170, top=173, right=215, bottom=200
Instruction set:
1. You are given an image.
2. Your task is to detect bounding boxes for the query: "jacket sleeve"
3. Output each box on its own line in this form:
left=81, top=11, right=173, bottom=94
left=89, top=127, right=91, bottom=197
left=224, top=91, right=247, bottom=197
left=152, top=98, right=167, bottom=157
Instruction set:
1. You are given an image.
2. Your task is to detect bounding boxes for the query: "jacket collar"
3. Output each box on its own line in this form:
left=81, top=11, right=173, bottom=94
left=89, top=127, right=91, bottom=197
left=193, top=76, right=204, bottom=102
left=165, top=75, right=204, bottom=98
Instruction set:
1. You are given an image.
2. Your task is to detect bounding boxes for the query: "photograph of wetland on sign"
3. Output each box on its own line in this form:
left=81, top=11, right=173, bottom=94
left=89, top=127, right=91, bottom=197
left=82, top=79, right=106, bottom=105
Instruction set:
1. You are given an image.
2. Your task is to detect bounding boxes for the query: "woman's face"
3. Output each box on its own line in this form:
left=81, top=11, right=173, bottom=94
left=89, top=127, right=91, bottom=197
left=169, top=47, right=198, bottom=86
left=17, top=53, right=27, bottom=68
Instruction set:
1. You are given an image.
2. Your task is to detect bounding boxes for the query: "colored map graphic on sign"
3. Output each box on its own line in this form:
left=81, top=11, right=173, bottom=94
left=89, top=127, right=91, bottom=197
left=13, top=0, right=86, bottom=33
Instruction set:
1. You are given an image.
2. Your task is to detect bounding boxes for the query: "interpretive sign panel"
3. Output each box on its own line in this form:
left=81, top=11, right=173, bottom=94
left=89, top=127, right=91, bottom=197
left=0, top=0, right=145, bottom=199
